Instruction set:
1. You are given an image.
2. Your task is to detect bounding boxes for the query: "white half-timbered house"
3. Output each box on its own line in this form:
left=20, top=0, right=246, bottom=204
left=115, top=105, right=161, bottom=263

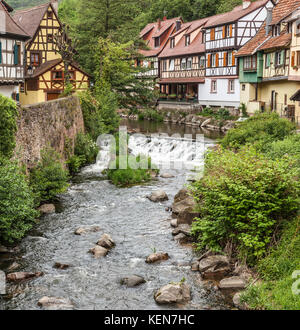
left=0, top=0, right=29, bottom=101
left=200, top=0, right=274, bottom=109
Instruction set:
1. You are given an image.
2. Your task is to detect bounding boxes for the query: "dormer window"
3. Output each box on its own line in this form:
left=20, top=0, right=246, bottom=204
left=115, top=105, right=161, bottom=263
left=273, top=25, right=280, bottom=36
left=185, top=35, right=190, bottom=46
left=154, top=37, right=160, bottom=48
left=170, top=38, right=175, bottom=49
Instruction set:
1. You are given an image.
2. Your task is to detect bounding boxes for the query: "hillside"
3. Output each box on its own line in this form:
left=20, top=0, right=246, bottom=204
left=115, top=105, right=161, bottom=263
left=7, top=0, right=51, bottom=10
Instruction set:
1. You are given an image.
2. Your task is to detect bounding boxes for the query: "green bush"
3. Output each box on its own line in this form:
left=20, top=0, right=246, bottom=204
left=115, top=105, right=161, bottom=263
left=191, top=146, right=300, bottom=264
left=106, top=154, right=158, bottom=187
left=67, top=154, right=86, bottom=175
left=74, top=132, right=99, bottom=164
left=30, top=148, right=69, bottom=204
left=221, top=113, right=296, bottom=150
left=0, top=158, right=38, bottom=243
left=0, top=94, right=19, bottom=158
left=139, top=109, right=163, bottom=122
left=241, top=216, right=300, bottom=310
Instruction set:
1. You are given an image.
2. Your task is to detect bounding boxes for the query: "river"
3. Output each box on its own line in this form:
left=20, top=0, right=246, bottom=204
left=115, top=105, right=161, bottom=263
left=0, top=119, right=228, bottom=310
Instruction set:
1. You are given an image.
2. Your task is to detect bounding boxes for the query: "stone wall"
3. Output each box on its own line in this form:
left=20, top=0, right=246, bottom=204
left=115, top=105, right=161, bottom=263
left=15, top=96, right=84, bottom=169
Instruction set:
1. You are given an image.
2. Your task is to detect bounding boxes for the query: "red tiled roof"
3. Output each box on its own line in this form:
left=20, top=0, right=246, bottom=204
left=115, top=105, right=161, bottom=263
left=0, top=1, right=29, bottom=39
left=139, top=17, right=182, bottom=57
left=270, top=0, right=300, bottom=25
left=205, top=0, right=270, bottom=28
left=260, top=31, right=292, bottom=50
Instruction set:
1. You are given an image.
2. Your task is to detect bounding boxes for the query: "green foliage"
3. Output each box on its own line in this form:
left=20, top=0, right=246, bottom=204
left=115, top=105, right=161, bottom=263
left=60, top=82, right=74, bottom=98
left=241, top=216, right=300, bottom=310
left=200, top=107, right=234, bottom=120
left=221, top=113, right=296, bottom=151
left=0, top=94, right=18, bottom=158
left=138, top=109, right=163, bottom=122
left=239, top=103, right=248, bottom=117
left=30, top=148, right=69, bottom=205
left=191, top=146, right=300, bottom=264
left=0, top=157, right=38, bottom=243
left=106, top=154, right=158, bottom=187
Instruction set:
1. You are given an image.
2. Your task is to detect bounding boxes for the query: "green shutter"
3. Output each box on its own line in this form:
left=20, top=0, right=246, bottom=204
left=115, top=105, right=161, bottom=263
left=266, top=54, right=270, bottom=67
left=281, top=50, right=285, bottom=65
left=14, top=44, right=19, bottom=65
left=0, top=42, right=2, bottom=64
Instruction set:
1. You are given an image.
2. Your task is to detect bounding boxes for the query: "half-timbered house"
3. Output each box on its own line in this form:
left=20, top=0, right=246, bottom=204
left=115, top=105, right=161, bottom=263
left=138, top=17, right=183, bottom=80
left=200, top=0, right=274, bottom=110
left=237, top=0, right=300, bottom=123
left=158, top=18, right=208, bottom=103
left=0, top=0, right=29, bottom=100
left=13, top=1, right=89, bottom=105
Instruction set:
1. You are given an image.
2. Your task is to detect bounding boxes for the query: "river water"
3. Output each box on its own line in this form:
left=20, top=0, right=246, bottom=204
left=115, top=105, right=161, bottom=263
left=0, top=119, right=227, bottom=310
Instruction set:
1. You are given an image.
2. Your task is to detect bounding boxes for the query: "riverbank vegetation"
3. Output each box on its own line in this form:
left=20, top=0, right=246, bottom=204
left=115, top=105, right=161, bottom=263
left=191, top=112, right=300, bottom=310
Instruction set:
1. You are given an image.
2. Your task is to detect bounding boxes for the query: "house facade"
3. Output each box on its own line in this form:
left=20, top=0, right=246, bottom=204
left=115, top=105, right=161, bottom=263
left=0, top=0, right=29, bottom=101
left=138, top=17, right=183, bottom=80
left=200, top=0, right=274, bottom=109
left=158, top=19, right=208, bottom=103
left=237, top=0, right=300, bottom=123
left=13, top=1, right=89, bottom=105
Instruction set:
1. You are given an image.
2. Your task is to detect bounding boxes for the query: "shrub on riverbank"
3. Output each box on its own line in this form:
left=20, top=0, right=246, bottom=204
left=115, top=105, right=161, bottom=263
left=191, top=146, right=300, bottom=264
left=106, top=155, right=158, bottom=187
left=221, top=113, right=296, bottom=151
left=0, top=158, right=38, bottom=243
left=138, top=109, right=163, bottom=122
left=241, top=216, right=300, bottom=310
left=30, top=148, right=69, bottom=205
left=199, top=107, right=237, bottom=121
left=0, top=94, right=19, bottom=158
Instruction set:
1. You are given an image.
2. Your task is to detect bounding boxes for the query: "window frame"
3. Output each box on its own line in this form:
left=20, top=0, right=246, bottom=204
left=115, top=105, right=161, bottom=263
left=210, top=79, right=217, bottom=93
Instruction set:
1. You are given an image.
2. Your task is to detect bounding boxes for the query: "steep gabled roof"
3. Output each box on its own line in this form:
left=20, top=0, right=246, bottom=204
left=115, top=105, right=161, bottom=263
left=13, top=2, right=51, bottom=38
left=270, top=0, right=300, bottom=25
left=204, top=0, right=271, bottom=28
left=260, top=31, right=292, bottom=50
left=0, top=0, right=29, bottom=39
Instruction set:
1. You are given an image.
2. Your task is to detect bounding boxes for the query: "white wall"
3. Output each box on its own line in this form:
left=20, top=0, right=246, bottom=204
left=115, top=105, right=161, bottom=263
left=198, top=78, right=240, bottom=108
left=0, top=85, right=19, bottom=98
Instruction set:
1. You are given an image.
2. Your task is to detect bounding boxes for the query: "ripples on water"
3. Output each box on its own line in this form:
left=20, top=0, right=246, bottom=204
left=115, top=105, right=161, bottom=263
left=1, top=121, right=227, bottom=310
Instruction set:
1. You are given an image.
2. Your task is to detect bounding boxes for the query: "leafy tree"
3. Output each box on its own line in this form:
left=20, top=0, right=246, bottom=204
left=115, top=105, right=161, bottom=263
left=217, top=0, right=242, bottom=14
left=0, top=94, right=18, bottom=158
left=0, top=157, right=38, bottom=243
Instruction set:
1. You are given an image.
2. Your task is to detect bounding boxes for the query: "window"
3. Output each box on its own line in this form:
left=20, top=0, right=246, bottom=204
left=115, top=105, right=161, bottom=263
left=242, top=84, right=246, bottom=91
left=47, top=10, right=53, bottom=19
left=69, top=71, right=76, bottom=81
left=170, top=38, right=175, bottom=49
left=13, top=43, right=21, bottom=65
left=186, top=57, right=192, bottom=70
left=266, top=53, right=271, bottom=68
left=154, top=37, right=160, bottom=48
left=225, top=25, right=230, bottom=37
left=185, top=35, right=190, bottom=46
left=273, top=25, right=280, bottom=36
left=162, top=60, right=167, bottom=71
left=227, top=52, right=233, bottom=66
left=211, top=80, right=217, bottom=93
left=169, top=59, right=175, bottom=71
left=243, top=55, right=257, bottom=70
left=199, top=55, right=205, bottom=68
left=211, top=53, right=217, bottom=67
left=30, top=52, right=40, bottom=67
left=228, top=79, right=235, bottom=93
left=52, top=70, right=63, bottom=80
left=181, top=58, right=186, bottom=70
left=275, top=50, right=285, bottom=67
left=47, top=34, right=53, bottom=43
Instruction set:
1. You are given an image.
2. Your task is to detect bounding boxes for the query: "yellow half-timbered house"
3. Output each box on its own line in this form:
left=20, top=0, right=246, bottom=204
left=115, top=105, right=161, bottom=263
left=13, top=0, right=89, bottom=105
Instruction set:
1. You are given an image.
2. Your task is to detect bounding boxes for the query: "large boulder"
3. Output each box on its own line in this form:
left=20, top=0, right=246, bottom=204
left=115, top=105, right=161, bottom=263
left=6, top=271, right=44, bottom=282
left=38, top=296, right=74, bottom=310
left=120, top=275, right=146, bottom=287
left=172, top=188, right=199, bottom=225
left=38, top=204, right=55, bottom=214
left=160, top=173, right=175, bottom=179
left=89, top=246, right=108, bottom=258
left=218, top=276, right=246, bottom=294
left=146, top=252, right=169, bottom=264
left=233, top=292, right=249, bottom=310
left=172, top=224, right=191, bottom=237
left=170, top=219, right=178, bottom=228
left=74, top=225, right=101, bottom=235
left=199, top=255, right=231, bottom=280
left=174, top=233, right=192, bottom=244
left=97, top=234, right=115, bottom=250
left=0, top=270, right=6, bottom=295
left=147, top=190, right=169, bottom=203
left=154, top=283, right=191, bottom=304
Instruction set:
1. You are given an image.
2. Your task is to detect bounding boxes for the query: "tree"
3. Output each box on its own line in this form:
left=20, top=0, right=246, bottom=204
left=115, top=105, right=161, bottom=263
left=94, top=37, right=157, bottom=111
left=217, top=0, right=242, bottom=14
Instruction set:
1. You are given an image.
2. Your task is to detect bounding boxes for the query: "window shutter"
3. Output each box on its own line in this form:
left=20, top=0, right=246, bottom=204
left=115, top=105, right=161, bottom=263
left=292, top=51, right=295, bottom=67
left=223, top=52, right=227, bottom=66
left=230, top=24, right=233, bottom=37
left=232, top=52, right=235, bottom=66
left=281, top=50, right=285, bottom=65
left=0, top=42, right=2, bottom=64
left=210, top=28, right=215, bottom=41
left=216, top=53, right=219, bottom=67
left=14, top=44, right=19, bottom=65
left=222, top=26, right=226, bottom=38
left=208, top=54, right=211, bottom=67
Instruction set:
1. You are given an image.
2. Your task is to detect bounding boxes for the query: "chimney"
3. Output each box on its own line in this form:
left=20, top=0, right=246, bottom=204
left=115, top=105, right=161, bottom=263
left=176, top=20, right=181, bottom=32
left=243, top=1, right=251, bottom=10
left=51, top=0, right=58, bottom=14
left=265, top=8, right=273, bottom=35
left=157, top=18, right=161, bottom=30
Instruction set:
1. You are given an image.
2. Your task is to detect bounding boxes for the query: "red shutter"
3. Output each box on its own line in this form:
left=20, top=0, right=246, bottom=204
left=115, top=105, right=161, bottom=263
left=223, top=52, right=227, bottom=66
left=292, top=51, right=295, bottom=67
left=208, top=54, right=211, bottom=67
left=216, top=53, right=219, bottom=67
